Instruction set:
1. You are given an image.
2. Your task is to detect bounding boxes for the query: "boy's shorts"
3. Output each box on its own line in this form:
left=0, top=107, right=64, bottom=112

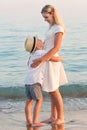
left=25, top=83, right=42, bottom=100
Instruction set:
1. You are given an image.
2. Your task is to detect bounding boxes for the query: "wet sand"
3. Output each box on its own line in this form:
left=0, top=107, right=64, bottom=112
left=0, top=109, right=87, bottom=130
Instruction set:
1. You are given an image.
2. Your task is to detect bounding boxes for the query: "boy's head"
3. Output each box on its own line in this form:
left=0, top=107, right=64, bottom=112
left=25, top=36, right=43, bottom=53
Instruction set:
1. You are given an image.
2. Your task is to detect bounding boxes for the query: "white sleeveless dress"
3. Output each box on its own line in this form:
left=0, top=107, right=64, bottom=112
left=42, top=24, right=68, bottom=92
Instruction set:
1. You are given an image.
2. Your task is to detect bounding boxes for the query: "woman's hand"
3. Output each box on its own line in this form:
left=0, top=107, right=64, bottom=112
left=49, top=56, right=63, bottom=62
left=30, top=58, right=42, bottom=68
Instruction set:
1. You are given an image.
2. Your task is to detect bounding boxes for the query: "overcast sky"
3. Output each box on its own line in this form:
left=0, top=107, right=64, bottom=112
left=0, top=0, right=86, bottom=23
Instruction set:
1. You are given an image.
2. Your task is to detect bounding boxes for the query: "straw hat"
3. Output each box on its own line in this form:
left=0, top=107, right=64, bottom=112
left=25, top=36, right=37, bottom=52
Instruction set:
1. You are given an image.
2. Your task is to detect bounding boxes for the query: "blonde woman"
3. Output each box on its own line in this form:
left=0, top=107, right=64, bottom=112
left=31, top=5, right=68, bottom=125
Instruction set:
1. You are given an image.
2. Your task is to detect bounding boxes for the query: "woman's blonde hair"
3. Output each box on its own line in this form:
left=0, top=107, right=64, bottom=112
left=41, top=5, right=66, bottom=33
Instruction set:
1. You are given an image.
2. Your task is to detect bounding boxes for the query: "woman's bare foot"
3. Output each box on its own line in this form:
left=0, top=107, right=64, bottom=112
left=52, top=118, right=64, bottom=125
left=26, top=122, right=32, bottom=127
left=26, top=118, right=32, bottom=126
left=41, top=117, right=56, bottom=123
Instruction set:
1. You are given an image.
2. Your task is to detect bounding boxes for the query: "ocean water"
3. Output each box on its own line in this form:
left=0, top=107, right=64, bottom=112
left=0, top=19, right=87, bottom=111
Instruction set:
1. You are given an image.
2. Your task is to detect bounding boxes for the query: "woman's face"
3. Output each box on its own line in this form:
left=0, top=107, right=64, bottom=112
left=42, top=12, right=54, bottom=25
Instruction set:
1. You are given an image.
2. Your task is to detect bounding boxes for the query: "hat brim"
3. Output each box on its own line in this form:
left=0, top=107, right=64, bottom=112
left=25, top=36, right=37, bottom=53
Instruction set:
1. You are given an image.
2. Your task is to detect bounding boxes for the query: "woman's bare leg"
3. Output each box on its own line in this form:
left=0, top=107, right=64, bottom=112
left=41, top=93, right=57, bottom=123
left=41, top=89, right=64, bottom=124
left=50, top=89, right=64, bottom=124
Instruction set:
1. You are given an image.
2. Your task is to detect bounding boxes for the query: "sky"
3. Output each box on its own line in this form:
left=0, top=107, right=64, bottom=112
left=0, top=0, right=87, bottom=24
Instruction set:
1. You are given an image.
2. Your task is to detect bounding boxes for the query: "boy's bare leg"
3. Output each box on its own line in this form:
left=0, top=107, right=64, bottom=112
left=32, top=97, right=46, bottom=126
left=25, top=99, right=33, bottom=125
left=49, top=93, right=57, bottom=120
left=33, top=98, right=43, bottom=124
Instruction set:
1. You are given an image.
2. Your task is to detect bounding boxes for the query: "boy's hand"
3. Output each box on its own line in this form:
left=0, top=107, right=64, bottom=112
left=30, top=58, right=42, bottom=68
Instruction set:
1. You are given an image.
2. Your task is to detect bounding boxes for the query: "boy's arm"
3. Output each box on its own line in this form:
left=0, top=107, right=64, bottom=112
left=49, top=56, right=63, bottom=62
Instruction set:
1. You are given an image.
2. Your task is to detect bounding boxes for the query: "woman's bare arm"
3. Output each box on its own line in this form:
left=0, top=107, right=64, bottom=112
left=49, top=56, right=63, bottom=62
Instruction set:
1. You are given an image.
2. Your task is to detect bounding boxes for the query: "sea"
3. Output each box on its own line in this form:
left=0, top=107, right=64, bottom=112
left=0, top=18, right=87, bottom=113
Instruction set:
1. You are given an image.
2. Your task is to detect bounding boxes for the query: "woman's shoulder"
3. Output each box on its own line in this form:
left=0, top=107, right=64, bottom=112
left=53, top=24, right=64, bottom=33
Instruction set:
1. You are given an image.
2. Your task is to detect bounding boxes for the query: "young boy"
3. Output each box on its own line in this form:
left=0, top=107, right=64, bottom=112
left=24, top=36, right=63, bottom=127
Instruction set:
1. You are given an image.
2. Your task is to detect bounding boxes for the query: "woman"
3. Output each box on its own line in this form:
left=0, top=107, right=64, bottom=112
left=31, top=5, right=68, bottom=124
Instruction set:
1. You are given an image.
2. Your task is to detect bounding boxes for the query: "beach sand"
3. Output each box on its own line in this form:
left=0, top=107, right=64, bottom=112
left=0, top=103, right=87, bottom=130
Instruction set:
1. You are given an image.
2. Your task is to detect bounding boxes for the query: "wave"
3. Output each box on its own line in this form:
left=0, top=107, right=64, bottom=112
left=0, top=84, right=87, bottom=99
left=0, top=87, right=25, bottom=99
left=60, top=84, right=87, bottom=98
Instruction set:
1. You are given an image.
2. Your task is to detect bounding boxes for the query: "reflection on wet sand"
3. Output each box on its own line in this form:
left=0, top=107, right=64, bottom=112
left=51, top=124, right=64, bottom=130
left=26, top=125, right=38, bottom=130
left=26, top=124, right=64, bottom=130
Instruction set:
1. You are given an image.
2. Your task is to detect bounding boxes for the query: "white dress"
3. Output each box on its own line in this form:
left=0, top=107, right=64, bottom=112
left=42, top=24, right=68, bottom=92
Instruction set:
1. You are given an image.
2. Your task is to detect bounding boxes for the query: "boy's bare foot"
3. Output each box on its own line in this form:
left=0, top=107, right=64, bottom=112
left=41, top=117, right=56, bottom=123
left=32, top=122, right=46, bottom=127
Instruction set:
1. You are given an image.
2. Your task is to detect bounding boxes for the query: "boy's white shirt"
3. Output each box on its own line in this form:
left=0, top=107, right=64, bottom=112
left=24, top=50, right=47, bottom=85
